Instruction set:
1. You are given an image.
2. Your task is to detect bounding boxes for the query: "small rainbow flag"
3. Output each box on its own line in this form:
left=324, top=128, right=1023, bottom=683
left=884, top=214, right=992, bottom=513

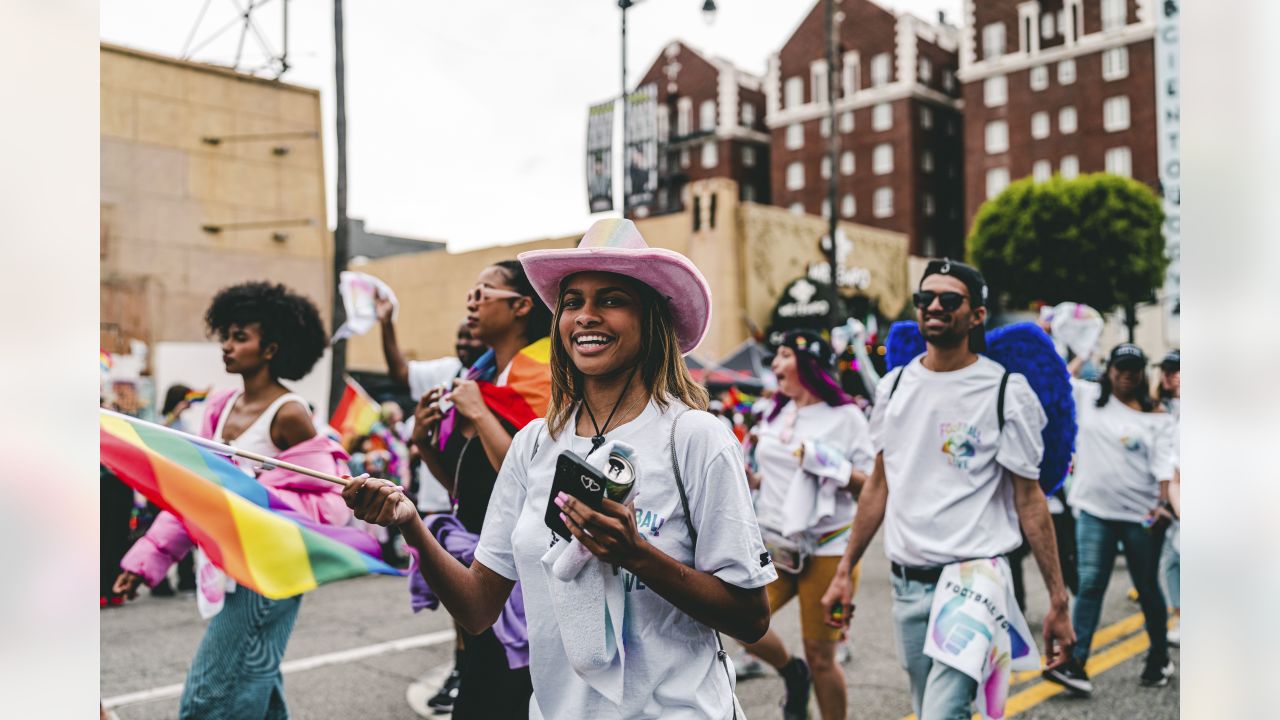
left=100, top=411, right=403, bottom=599
left=438, top=338, right=551, bottom=450
left=330, top=376, right=381, bottom=437
left=100, top=349, right=113, bottom=375
left=183, top=389, right=210, bottom=404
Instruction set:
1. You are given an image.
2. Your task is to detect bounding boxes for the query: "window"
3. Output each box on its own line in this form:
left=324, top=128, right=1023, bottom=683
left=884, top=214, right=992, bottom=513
left=842, top=53, right=861, bottom=96
left=821, top=156, right=832, bottom=179
left=1103, top=95, right=1130, bottom=131
left=870, top=53, right=891, bottom=87
left=680, top=148, right=691, bottom=169
left=841, top=194, right=856, bottom=218
left=1031, top=111, right=1050, bottom=139
left=920, top=106, right=934, bottom=129
left=983, top=22, right=1006, bottom=59
left=1033, top=159, right=1052, bottom=182
left=918, top=57, right=933, bottom=83
left=924, top=193, right=936, bottom=217
left=943, top=70, right=956, bottom=93
left=839, top=110, right=855, bottom=133
left=1102, top=47, right=1129, bottom=80
left=921, top=150, right=935, bottom=173
left=1041, top=12, right=1055, bottom=39
left=820, top=117, right=831, bottom=138
left=1106, top=146, right=1132, bottom=176
left=1058, top=58, right=1076, bottom=85
left=984, top=75, right=1008, bottom=107
left=700, top=141, right=718, bottom=168
left=986, top=167, right=1011, bottom=199
left=1060, top=154, right=1079, bottom=179
left=873, top=143, right=893, bottom=174
left=677, top=97, right=692, bottom=136
left=786, top=162, right=805, bottom=190
left=1102, top=0, right=1126, bottom=30
left=1030, top=65, right=1049, bottom=91
left=873, top=188, right=894, bottom=217
left=985, top=120, right=1009, bottom=154
left=742, top=146, right=757, bottom=167
left=699, top=100, right=716, bottom=131
left=743, top=184, right=757, bottom=202
left=786, top=123, right=804, bottom=150
left=741, top=102, right=756, bottom=126
left=657, top=105, right=669, bottom=142
left=785, top=76, right=805, bottom=108
left=811, top=60, right=830, bottom=105
left=872, top=103, right=893, bottom=131
left=923, top=236, right=937, bottom=256
left=1059, top=106, right=1078, bottom=134
left=821, top=198, right=832, bottom=219
left=947, top=118, right=957, bottom=136
left=840, top=150, right=856, bottom=175
left=789, top=202, right=805, bottom=215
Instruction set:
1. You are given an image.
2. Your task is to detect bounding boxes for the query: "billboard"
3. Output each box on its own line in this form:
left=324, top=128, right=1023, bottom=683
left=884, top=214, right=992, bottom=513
left=586, top=99, right=614, bottom=213
left=624, top=83, right=658, bottom=216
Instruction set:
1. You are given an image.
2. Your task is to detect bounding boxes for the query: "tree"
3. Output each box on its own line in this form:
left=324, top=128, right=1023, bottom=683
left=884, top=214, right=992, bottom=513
left=967, top=173, right=1168, bottom=326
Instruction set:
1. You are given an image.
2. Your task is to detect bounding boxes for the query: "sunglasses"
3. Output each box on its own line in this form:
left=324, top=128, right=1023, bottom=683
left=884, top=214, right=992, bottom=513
left=465, top=285, right=525, bottom=305
left=913, top=290, right=968, bottom=312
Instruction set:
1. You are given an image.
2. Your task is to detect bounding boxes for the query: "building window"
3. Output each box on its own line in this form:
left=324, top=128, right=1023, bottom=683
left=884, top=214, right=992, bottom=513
left=870, top=53, right=891, bottom=87
left=1030, top=65, right=1049, bottom=91
left=947, top=118, right=957, bottom=136
left=873, top=187, right=894, bottom=217
left=943, top=70, right=956, bottom=93
left=789, top=202, right=805, bottom=215
left=840, top=150, right=855, bottom=175
left=786, top=162, right=805, bottom=190
left=872, top=103, right=893, bottom=131
left=1033, top=159, right=1052, bottom=182
left=821, top=156, right=832, bottom=179
left=873, top=143, right=893, bottom=174
left=820, top=117, right=831, bottom=138
left=983, top=22, right=1006, bottom=59
left=657, top=105, right=669, bottom=142
left=786, top=123, right=804, bottom=150
left=839, top=110, right=855, bottom=133
left=841, top=193, right=856, bottom=218
left=1102, top=0, right=1126, bottom=30
left=811, top=60, right=830, bottom=105
left=677, top=97, right=692, bottom=136
left=842, top=53, right=861, bottom=96
left=821, top=198, right=832, bottom=219
left=743, top=184, right=757, bottom=202
left=1059, top=106, right=1078, bottom=134
left=1041, top=12, right=1055, bottom=39
left=1102, top=47, right=1129, bottom=81
left=918, top=57, right=933, bottom=83
left=1031, top=111, right=1050, bottom=140
left=680, top=148, right=691, bottom=169
left=742, top=145, right=757, bottom=167
left=1103, top=95, right=1130, bottom=131
left=785, top=76, right=805, bottom=108
left=1060, top=154, right=1079, bottom=179
left=1106, top=146, right=1132, bottom=176
left=920, top=106, right=934, bottom=129
left=699, top=100, right=716, bottom=131
left=986, top=167, right=1011, bottom=199
left=924, top=193, right=936, bottom=216
left=921, top=150, right=935, bottom=173
left=985, top=120, right=1009, bottom=154
left=1058, top=58, right=1076, bottom=85
left=701, top=141, right=718, bottom=168
left=741, top=102, right=756, bottom=126
left=984, top=75, right=1008, bottom=107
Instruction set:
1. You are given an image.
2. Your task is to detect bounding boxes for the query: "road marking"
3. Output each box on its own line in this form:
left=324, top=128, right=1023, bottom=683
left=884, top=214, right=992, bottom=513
left=102, top=629, right=456, bottom=710
left=1010, top=611, right=1145, bottom=685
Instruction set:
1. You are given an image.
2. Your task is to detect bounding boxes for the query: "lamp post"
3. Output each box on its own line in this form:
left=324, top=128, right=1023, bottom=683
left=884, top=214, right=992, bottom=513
left=823, top=0, right=841, bottom=276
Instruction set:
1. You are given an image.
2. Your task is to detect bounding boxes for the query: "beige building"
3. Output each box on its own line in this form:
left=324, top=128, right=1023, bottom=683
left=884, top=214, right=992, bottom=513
left=100, top=43, right=332, bottom=355
left=346, top=178, right=910, bottom=370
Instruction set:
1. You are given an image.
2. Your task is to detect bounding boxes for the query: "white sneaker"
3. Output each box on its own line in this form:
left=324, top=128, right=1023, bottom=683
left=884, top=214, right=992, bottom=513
left=735, top=654, right=768, bottom=680
left=1168, top=623, right=1180, bottom=647
left=835, top=641, right=852, bottom=664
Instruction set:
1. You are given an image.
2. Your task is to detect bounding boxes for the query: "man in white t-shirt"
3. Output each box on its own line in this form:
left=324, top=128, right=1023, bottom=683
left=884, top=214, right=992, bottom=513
left=820, top=259, right=1075, bottom=719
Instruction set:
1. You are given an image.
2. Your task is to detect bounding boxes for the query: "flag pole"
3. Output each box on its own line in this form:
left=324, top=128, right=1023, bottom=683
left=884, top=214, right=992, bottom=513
left=99, top=408, right=352, bottom=487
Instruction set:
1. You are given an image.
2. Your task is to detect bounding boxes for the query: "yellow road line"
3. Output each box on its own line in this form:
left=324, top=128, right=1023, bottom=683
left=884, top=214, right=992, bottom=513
left=1010, top=612, right=1145, bottom=685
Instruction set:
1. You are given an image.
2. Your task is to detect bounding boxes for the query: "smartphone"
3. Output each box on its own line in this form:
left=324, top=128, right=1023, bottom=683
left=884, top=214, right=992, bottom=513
left=545, top=451, right=606, bottom=540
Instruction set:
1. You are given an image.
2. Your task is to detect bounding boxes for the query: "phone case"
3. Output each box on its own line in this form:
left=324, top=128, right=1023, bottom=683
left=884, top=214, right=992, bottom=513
left=545, top=451, right=606, bottom=540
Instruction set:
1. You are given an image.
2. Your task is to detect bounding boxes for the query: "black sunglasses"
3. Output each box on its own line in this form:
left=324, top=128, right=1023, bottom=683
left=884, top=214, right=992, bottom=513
left=913, top=290, right=968, bottom=312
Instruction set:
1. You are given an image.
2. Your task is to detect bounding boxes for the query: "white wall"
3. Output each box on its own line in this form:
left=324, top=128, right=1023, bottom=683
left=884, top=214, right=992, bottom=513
left=152, top=342, right=332, bottom=419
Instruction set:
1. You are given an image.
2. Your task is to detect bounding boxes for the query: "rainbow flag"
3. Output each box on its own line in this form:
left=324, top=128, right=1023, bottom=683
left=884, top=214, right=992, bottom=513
left=100, top=411, right=403, bottom=599
left=100, top=349, right=112, bottom=375
left=330, top=376, right=381, bottom=437
left=438, top=337, right=551, bottom=450
left=726, top=386, right=757, bottom=413
left=183, top=389, right=209, bottom=404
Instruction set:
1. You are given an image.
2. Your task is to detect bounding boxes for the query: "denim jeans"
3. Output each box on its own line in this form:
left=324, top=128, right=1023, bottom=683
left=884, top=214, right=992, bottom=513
left=891, top=573, right=978, bottom=720
left=1071, top=510, right=1168, bottom=664
left=1162, top=522, right=1180, bottom=610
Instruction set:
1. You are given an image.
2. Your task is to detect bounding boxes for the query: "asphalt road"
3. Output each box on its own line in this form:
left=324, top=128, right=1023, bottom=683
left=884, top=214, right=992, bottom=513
left=102, top=533, right=1178, bottom=719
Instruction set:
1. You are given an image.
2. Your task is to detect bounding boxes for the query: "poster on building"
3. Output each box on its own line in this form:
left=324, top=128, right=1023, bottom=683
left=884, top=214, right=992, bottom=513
left=766, top=277, right=847, bottom=347
left=624, top=83, right=658, bottom=216
left=586, top=99, right=615, bottom=213
left=1155, top=0, right=1180, bottom=344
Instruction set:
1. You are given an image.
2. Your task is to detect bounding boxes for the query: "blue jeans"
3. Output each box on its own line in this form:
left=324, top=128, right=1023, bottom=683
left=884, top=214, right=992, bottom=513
left=1162, top=523, right=1180, bottom=610
left=891, top=573, right=978, bottom=720
left=1071, top=511, right=1167, bottom=664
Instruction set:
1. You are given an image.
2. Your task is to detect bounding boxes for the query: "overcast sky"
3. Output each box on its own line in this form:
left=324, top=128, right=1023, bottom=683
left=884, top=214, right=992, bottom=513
left=101, top=0, right=961, bottom=252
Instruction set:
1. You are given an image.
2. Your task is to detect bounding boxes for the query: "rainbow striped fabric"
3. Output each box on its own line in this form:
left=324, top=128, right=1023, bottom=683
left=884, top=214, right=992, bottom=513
left=330, top=376, right=381, bottom=437
left=100, top=411, right=403, bottom=599
left=438, top=337, right=551, bottom=451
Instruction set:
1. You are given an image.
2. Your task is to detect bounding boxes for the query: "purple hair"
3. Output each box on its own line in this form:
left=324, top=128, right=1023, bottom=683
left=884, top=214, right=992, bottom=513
left=768, top=348, right=853, bottom=422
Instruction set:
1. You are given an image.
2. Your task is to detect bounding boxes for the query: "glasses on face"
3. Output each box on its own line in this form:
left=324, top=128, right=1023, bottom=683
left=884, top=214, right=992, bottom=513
left=913, top=290, right=968, bottom=312
left=465, top=285, right=525, bottom=305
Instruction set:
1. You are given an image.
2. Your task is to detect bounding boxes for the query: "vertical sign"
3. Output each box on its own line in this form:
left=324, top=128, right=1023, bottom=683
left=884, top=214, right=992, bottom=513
left=1155, top=0, right=1180, bottom=344
left=624, top=83, right=658, bottom=217
left=586, top=100, right=614, bottom=213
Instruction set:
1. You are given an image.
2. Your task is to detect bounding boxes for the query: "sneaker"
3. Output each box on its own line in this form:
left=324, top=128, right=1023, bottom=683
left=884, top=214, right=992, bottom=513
left=1140, top=654, right=1175, bottom=687
left=150, top=579, right=175, bottom=597
left=835, top=641, right=852, bottom=665
left=780, top=657, right=812, bottom=720
left=426, top=668, right=461, bottom=713
left=734, top=653, right=768, bottom=681
left=1167, top=623, right=1180, bottom=647
left=1043, top=658, right=1093, bottom=696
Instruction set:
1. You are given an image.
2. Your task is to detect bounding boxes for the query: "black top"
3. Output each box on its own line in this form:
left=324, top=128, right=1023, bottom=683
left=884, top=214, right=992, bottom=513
left=440, top=419, right=518, bottom=535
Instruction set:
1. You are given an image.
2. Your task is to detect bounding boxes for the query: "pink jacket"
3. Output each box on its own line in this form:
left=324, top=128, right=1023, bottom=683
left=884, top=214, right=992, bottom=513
left=120, top=389, right=352, bottom=587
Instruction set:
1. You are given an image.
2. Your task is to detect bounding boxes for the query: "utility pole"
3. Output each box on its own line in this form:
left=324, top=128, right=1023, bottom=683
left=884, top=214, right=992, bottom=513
left=620, top=0, right=631, bottom=219
left=328, top=0, right=350, bottom=416
left=824, top=0, right=840, bottom=276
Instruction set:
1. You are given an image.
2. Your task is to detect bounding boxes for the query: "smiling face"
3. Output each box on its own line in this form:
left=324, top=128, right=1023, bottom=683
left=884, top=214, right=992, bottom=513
left=219, top=321, right=275, bottom=376
left=557, top=272, right=644, bottom=379
left=770, top=346, right=805, bottom=399
left=465, top=265, right=529, bottom=345
left=916, top=274, right=985, bottom=349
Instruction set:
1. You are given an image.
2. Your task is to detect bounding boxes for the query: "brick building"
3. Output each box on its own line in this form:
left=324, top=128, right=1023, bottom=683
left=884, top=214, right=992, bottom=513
left=765, top=0, right=965, bottom=258
left=959, top=0, right=1159, bottom=225
left=632, top=41, right=772, bottom=217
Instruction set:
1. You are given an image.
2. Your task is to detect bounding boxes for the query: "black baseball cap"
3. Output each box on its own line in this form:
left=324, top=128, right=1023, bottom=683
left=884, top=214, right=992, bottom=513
left=919, top=258, right=988, bottom=352
left=1109, top=343, right=1147, bottom=369
left=780, top=329, right=837, bottom=370
left=1159, top=349, right=1180, bottom=371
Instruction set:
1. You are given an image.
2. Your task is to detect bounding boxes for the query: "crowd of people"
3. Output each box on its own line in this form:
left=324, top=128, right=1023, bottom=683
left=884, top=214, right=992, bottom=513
left=103, top=219, right=1181, bottom=719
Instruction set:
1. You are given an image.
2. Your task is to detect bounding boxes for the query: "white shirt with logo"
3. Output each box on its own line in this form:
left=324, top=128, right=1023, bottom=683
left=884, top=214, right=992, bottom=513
left=475, top=399, right=777, bottom=720
left=870, top=356, right=1046, bottom=568
left=1067, top=380, right=1177, bottom=523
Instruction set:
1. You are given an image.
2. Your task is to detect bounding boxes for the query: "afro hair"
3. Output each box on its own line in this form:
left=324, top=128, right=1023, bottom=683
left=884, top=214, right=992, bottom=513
left=205, top=281, right=328, bottom=381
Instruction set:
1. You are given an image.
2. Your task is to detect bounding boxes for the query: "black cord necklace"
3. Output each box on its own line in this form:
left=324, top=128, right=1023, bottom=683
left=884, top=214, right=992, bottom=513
left=580, top=366, right=640, bottom=457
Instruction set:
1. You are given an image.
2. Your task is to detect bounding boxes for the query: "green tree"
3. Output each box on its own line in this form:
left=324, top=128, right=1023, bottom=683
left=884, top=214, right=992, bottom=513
left=967, top=173, right=1168, bottom=322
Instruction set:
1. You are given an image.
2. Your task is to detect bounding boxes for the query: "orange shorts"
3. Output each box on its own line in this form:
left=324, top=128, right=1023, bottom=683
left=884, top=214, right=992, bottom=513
left=766, top=555, right=862, bottom=642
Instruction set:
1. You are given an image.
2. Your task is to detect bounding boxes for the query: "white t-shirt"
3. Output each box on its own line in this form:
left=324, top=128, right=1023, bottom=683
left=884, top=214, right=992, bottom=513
left=870, top=356, right=1046, bottom=568
left=475, top=399, right=777, bottom=720
left=753, top=402, right=875, bottom=556
left=1067, top=380, right=1177, bottom=523
left=407, top=356, right=463, bottom=401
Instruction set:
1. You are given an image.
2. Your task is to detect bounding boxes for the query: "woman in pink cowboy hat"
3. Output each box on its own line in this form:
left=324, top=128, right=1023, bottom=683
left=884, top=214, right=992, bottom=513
left=344, top=218, right=776, bottom=719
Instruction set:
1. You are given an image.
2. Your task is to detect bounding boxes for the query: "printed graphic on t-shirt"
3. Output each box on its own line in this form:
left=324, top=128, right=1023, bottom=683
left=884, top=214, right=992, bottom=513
left=635, top=506, right=668, bottom=537
left=1119, top=435, right=1143, bottom=452
left=939, top=421, right=981, bottom=469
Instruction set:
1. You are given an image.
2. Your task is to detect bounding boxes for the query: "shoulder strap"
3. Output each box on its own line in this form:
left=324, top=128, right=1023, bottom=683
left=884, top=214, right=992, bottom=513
left=888, top=364, right=907, bottom=400
left=530, top=421, right=546, bottom=461
left=997, top=371, right=1010, bottom=432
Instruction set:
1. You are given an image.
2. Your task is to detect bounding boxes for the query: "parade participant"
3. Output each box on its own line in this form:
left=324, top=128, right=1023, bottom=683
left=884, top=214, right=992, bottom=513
left=820, top=259, right=1074, bottom=719
left=113, top=281, right=347, bottom=719
left=345, top=219, right=776, bottom=719
left=1156, top=350, right=1180, bottom=646
left=740, top=329, right=873, bottom=720
left=1045, top=344, right=1177, bottom=694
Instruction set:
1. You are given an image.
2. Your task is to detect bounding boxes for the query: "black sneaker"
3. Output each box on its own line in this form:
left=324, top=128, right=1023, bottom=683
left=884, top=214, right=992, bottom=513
left=780, top=657, right=811, bottom=720
left=1140, top=653, right=1174, bottom=687
left=1043, top=658, right=1093, bottom=696
left=426, top=668, right=461, bottom=713
left=150, top=579, right=175, bottom=597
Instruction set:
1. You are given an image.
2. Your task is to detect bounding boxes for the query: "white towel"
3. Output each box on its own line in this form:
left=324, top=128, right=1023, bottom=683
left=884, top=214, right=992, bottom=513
left=778, top=439, right=852, bottom=537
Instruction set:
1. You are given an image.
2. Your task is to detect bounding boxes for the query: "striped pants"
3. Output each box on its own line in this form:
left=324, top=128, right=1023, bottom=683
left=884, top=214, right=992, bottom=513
left=178, top=588, right=302, bottom=719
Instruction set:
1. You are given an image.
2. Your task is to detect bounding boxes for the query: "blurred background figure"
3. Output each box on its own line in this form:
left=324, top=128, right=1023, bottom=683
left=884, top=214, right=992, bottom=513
left=1156, top=350, right=1180, bottom=646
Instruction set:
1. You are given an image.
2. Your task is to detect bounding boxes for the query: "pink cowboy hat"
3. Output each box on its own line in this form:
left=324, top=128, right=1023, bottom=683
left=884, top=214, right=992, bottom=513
left=518, top=218, right=711, bottom=355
